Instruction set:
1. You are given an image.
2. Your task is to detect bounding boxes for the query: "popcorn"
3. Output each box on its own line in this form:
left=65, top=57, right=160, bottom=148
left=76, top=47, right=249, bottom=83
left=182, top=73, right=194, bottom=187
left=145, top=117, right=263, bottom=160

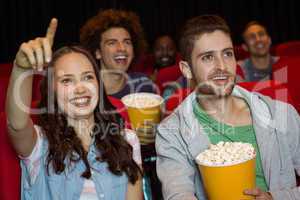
left=122, top=93, right=163, bottom=108
left=196, top=142, right=256, bottom=166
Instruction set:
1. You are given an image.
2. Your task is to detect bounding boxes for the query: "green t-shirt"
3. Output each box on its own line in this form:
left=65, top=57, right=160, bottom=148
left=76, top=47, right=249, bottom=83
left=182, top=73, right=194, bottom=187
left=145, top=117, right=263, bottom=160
left=192, top=100, right=268, bottom=191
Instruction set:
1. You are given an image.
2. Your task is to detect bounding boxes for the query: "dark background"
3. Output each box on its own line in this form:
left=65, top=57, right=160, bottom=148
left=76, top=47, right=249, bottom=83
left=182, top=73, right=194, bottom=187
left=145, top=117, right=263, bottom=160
left=1, top=0, right=299, bottom=62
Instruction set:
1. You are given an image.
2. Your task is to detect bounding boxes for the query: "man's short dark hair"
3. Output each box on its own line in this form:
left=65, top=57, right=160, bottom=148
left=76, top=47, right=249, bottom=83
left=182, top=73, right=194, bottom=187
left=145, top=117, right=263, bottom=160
left=179, top=15, right=231, bottom=64
left=242, top=21, right=269, bottom=39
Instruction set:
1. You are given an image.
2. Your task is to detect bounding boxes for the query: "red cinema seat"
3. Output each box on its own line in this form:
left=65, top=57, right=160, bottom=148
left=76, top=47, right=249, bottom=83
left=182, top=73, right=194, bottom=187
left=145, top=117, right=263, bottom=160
left=155, top=65, right=182, bottom=94
left=130, top=52, right=182, bottom=79
left=0, top=74, right=43, bottom=113
left=0, top=112, right=21, bottom=200
left=0, top=76, right=10, bottom=112
left=234, top=45, right=249, bottom=60
left=274, top=41, right=300, bottom=57
left=272, top=56, right=300, bottom=113
left=130, top=53, right=155, bottom=76
left=0, top=63, right=13, bottom=77
left=272, top=56, right=300, bottom=72
left=236, top=64, right=245, bottom=80
left=108, top=96, right=131, bottom=129
left=165, top=88, right=192, bottom=116
left=32, top=74, right=44, bottom=102
left=238, top=80, right=294, bottom=107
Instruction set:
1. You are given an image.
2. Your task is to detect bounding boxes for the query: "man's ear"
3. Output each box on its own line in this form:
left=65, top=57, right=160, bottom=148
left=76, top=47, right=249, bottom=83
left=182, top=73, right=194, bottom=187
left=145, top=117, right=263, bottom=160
left=95, top=49, right=101, bottom=60
left=179, top=61, right=193, bottom=79
left=241, top=43, right=249, bottom=52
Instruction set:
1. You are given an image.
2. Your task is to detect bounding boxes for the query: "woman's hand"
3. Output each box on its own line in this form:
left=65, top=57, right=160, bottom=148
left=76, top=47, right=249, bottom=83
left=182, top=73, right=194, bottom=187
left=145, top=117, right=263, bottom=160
left=15, top=18, right=57, bottom=71
left=244, top=188, right=273, bottom=200
left=6, top=18, right=58, bottom=157
left=135, top=122, right=156, bottom=145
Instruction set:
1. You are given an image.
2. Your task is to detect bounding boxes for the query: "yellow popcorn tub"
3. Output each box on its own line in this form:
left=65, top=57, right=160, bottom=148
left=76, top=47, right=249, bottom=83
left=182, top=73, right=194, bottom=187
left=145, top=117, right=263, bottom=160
left=197, top=156, right=256, bottom=200
left=121, top=93, right=164, bottom=130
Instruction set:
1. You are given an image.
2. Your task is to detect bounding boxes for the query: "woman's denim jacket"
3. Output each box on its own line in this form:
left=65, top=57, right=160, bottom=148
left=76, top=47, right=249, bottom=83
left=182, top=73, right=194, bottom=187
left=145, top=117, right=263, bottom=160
left=21, top=137, right=128, bottom=200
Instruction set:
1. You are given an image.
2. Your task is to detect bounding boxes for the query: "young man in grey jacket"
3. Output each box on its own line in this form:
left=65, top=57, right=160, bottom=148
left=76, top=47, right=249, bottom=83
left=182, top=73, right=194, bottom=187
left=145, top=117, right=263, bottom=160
left=156, top=15, right=300, bottom=200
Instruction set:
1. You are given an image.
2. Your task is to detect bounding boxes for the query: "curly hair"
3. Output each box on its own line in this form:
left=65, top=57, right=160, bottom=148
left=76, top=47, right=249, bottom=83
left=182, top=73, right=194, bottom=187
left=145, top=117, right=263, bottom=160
left=80, top=9, right=147, bottom=63
left=37, top=46, right=141, bottom=183
left=179, top=15, right=231, bottom=65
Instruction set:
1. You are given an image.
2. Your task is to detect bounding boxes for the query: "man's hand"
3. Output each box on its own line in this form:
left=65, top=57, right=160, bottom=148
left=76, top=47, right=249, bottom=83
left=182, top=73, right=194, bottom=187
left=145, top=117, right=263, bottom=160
left=244, top=188, right=273, bottom=200
left=15, top=18, right=58, bottom=71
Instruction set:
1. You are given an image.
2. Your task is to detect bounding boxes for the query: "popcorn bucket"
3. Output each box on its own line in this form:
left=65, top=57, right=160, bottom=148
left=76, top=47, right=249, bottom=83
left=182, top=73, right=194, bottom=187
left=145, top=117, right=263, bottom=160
left=197, top=157, right=256, bottom=200
left=121, top=93, right=164, bottom=130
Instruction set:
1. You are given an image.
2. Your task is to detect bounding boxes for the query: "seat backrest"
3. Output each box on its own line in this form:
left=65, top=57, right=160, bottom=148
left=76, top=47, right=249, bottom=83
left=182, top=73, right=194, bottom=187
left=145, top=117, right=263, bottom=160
left=274, top=41, right=300, bottom=57
left=0, top=73, right=43, bottom=112
left=0, top=63, right=13, bottom=77
left=272, top=56, right=300, bottom=71
left=238, top=80, right=295, bottom=109
left=0, top=76, right=10, bottom=112
left=236, top=64, right=245, bottom=80
left=108, top=96, right=131, bottom=129
left=272, top=56, right=300, bottom=112
left=234, top=45, right=249, bottom=60
left=0, top=112, right=21, bottom=200
left=164, top=88, right=192, bottom=116
left=155, top=64, right=182, bottom=93
left=32, top=74, right=44, bottom=101
left=129, top=53, right=155, bottom=76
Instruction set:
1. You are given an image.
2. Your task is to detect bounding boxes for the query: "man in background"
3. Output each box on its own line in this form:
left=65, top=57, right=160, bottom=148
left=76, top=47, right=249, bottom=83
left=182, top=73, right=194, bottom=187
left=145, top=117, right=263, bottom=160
left=80, top=9, right=156, bottom=99
left=153, top=35, right=177, bottom=70
left=238, top=21, right=279, bottom=81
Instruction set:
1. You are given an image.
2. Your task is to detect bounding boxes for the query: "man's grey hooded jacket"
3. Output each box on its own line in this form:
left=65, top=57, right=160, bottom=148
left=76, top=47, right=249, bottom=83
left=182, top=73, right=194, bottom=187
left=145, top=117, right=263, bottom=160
left=156, top=85, right=300, bottom=200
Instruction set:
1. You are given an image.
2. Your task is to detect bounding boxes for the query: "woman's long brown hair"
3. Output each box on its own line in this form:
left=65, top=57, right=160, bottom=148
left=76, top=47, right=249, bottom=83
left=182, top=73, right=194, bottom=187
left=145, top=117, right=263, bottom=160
left=37, top=46, right=141, bottom=183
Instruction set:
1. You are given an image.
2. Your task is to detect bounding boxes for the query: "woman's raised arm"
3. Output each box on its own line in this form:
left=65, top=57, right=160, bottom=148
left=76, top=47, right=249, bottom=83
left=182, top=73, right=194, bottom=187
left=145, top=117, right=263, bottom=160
left=5, top=18, right=57, bottom=157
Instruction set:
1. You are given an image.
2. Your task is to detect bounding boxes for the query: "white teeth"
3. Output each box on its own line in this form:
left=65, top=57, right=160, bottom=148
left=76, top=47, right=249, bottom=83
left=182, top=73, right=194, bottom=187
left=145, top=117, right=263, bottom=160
left=71, top=97, right=89, bottom=104
left=213, top=76, right=227, bottom=80
left=161, top=57, right=169, bottom=62
left=115, top=55, right=127, bottom=59
left=256, top=43, right=264, bottom=49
